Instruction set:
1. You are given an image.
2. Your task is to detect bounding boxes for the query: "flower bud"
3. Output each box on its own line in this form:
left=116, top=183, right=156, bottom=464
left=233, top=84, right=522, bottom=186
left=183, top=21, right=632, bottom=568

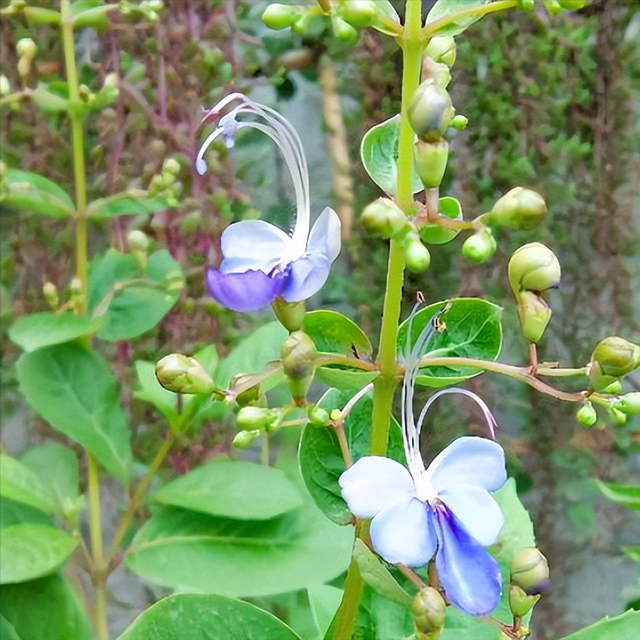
left=155, top=354, right=217, bottom=395
left=487, top=187, right=547, bottom=230
left=450, top=114, right=468, bottom=131
left=558, top=0, right=588, bottom=9
left=229, top=373, right=262, bottom=407
left=339, top=0, right=378, bottom=28
left=16, top=38, right=37, bottom=61
left=600, top=380, right=622, bottom=395
left=419, top=196, right=461, bottom=245
left=403, top=233, right=431, bottom=273
left=233, top=429, right=261, bottom=449
left=163, top=157, right=181, bottom=176
left=425, top=36, right=456, bottom=68
left=576, top=402, right=597, bottom=428
left=412, top=586, right=446, bottom=640
left=517, top=0, right=535, bottom=10
left=361, top=198, right=410, bottom=240
left=421, top=57, right=451, bottom=89
left=515, top=290, right=552, bottom=344
left=0, top=75, right=10, bottom=96
left=281, top=331, right=317, bottom=404
left=262, top=3, right=303, bottom=30
left=508, top=243, right=561, bottom=295
left=618, top=392, right=640, bottom=415
left=128, top=229, right=150, bottom=253
left=332, top=16, right=359, bottom=42
left=544, top=0, right=563, bottom=15
left=510, top=548, right=550, bottom=596
left=236, top=406, right=277, bottom=431
left=408, top=80, right=454, bottom=143
left=609, top=407, right=627, bottom=426
left=272, top=298, right=306, bottom=332
left=43, top=282, right=59, bottom=310
left=462, top=227, right=496, bottom=264
left=308, top=405, right=330, bottom=426
left=509, top=584, right=540, bottom=618
left=413, top=139, right=448, bottom=189
left=590, top=337, right=640, bottom=381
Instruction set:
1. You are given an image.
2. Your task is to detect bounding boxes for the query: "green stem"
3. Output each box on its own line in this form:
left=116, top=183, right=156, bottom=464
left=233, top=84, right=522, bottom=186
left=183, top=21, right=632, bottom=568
left=260, top=432, right=270, bottom=466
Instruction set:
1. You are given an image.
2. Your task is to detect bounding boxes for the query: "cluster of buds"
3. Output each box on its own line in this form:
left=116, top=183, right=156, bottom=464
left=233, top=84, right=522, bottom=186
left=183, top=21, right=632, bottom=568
left=508, top=243, right=561, bottom=344
left=509, top=547, right=549, bottom=621
left=155, top=354, right=218, bottom=396
left=233, top=406, right=281, bottom=449
left=16, top=38, right=37, bottom=87
left=148, top=157, right=182, bottom=207
left=412, top=586, right=446, bottom=640
left=281, top=331, right=318, bottom=405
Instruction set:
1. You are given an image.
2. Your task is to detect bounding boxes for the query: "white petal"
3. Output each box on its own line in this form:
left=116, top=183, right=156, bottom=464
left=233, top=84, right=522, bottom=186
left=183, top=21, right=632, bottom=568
left=425, top=437, right=506, bottom=494
left=438, top=485, right=505, bottom=546
left=307, top=207, right=341, bottom=262
left=370, top=498, right=437, bottom=567
left=220, top=220, right=291, bottom=273
left=339, top=456, right=416, bottom=519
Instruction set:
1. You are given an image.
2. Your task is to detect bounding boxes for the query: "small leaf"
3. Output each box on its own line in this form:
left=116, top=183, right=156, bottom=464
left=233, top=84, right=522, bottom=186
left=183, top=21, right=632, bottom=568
left=134, top=361, right=180, bottom=423
left=88, top=192, right=170, bottom=218
left=0, top=524, right=77, bottom=584
left=0, top=615, right=20, bottom=640
left=360, top=115, right=423, bottom=196
left=0, top=169, right=74, bottom=218
left=31, top=82, right=69, bottom=114
left=560, top=610, right=640, bottom=640
left=0, top=456, right=57, bottom=514
left=9, top=312, right=96, bottom=352
left=307, top=585, right=343, bottom=639
left=303, top=310, right=373, bottom=358
left=314, top=368, right=379, bottom=392
left=425, top=0, right=490, bottom=37
left=596, top=480, right=640, bottom=512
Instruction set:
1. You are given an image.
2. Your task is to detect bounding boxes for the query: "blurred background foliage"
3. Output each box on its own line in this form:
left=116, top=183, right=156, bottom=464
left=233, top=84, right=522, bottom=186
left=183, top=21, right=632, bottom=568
left=1, top=0, right=639, bottom=638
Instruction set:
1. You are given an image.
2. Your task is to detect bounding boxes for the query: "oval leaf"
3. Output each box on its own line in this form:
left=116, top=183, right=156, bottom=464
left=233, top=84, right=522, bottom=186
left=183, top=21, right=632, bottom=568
left=560, top=610, right=640, bottom=640
left=1, top=169, right=74, bottom=218
left=0, top=456, right=57, bottom=514
left=9, top=312, right=96, bottom=352
left=88, top=192, right=170, bottom=219
left=303, top=310, right=373, bottom=358
left=425, top=0, right=490, bottom=37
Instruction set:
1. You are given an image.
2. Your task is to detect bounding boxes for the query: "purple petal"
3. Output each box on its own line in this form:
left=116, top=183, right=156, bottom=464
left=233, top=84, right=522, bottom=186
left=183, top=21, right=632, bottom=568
left=219, top=220, right=290, bottom=273
left=426, top=437, right=506, bottom=494
left=281, top=253, right=331, bottom=302
left=205, top=268, right=284, bottom=312
left=370, top=497, right=437, bottom=567
left=433, top=506, right=502, bottom=616
left=339, top=456, right=416, bottom=519
left=307, top=207, right=341, bottom=262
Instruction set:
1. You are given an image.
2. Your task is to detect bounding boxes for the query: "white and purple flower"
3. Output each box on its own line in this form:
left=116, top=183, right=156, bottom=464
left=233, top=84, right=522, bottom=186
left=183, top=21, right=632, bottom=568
left=339, top=314, right=507, bottom=616
left=196, top=94, right=341, bottom=312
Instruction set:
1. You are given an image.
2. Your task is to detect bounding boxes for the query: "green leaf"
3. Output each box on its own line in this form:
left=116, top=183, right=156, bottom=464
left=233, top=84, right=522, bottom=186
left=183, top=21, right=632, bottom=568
left=596, top=480, right=640, bottom=512
left=307, top=585, right=343, bottom=640
left=299, top=389, right=405, bottom=525
left=0, top=499, right=51, bottom=530
left=360, top=115, right=423, bottom=196
left=0, top=456, right=57, bottom=515
left=30, top=82, right=69, bottom=114
left=153, top=459, right=302, bottom=520
left=353, top=539, right=413, bottom=609
left=88, top=192, right=170, bottom=218
left=16, top=343, right=131, bottom=485
left=117, top=594, right=300, bottom=640
left=0, top=169, right=73, bottom=218
left=0, top=615, right=20, bottom=640
left=9, top=312, right=96, bottom=352
left=397, top=298, right=502, bottom=387
left=126, top=498, right=353, bottom=598
left=134, top=360, right=180, bottom=423
left=560, top=610, right=640, bottom=640
left=302, top=310, right=373, bottom=358
left=0, top=524, right=77, bottom=584
left=71, top=0, right=111, bottom=30
left=351, top=584, right=414, bottom=640
left=314, top=368, right=379, bottom=392
left=88, top=249, right=183, bottom=341
left=0, top=572, right=91, bottom=640
left=425, top=0, right=490, bottom=37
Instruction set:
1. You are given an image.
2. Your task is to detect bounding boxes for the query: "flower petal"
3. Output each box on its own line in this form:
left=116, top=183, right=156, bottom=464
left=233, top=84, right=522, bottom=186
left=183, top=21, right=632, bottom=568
left=281, top=253, right=331, bottom=302
left=339, top=456, right=416, bottom=519
left=205, top=268, right=284, bottom=312
left=370, top=498, right=437, bottom=567
left=219, top=220, right=291, bottom=273
left=426, top=437, right=506, bottom=494
left=307, top=207, right=341, bottom=263
left=433, top=506, right=502, bottom=616
left=438, top=484, right=505, bottom=546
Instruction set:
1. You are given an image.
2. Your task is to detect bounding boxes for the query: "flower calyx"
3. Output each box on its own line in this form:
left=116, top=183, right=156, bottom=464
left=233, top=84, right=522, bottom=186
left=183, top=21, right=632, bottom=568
left=281, top=331, right=317, bottom=405
left=588, top=337, right=640, bottom=392
left=412, top=586, right=446, bottom=640
left=510, top=548, right=550, bottom=596
left=408, top=80, right=455, bottom=143
left=361, top=197, right=410, bottom=240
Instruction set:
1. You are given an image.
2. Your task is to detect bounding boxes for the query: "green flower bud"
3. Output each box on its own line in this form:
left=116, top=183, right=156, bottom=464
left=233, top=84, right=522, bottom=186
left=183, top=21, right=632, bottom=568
left=609, top=407, right=627, bottom=426
left=155, top=354, right=217, bottom=395
left=272, top=298, right=306, bottom=332
left=332, top=16, right=359, bottom=42
left=590, top=337, right=640, bottom=380
left=229, top=373, right=262, bottom=407
left=43, top=282, right=59, bottom=310
left=517, top=0, right=536, bottom=10
left=0, top=75, right=10, bottom=96
left=425, top=36, right=456, bottom=68
left=558, top=0, right=588, bottom=9
left=408, top=80, right=454, bottom=143
left=308, top=405, right=330, bottom=426
left=544, top=0, right=563, bottom=15
left=419, top=196, right=461, bottom=245
left=576, top=402, right=597, bottom=428
left=462, top=227, right=497, bottom=264
left=412, top=586, right=446, bottom=640
left=618, top=392, right=640, bottom=415
left=508, top=242, right=561, bottom=295
left=361, top=198, right=410, bottom=240
left=281, top=331, right=317, bottom=404
left=262, top=3, right=303, bottom=30
left=487, top=187, right=547, bottom=230
left=163, top=157, right=181, bottom=176
left=339, top=0, right=377, bottom=28
left=127, top=229, right=150, bottom=253
left=509, top=584, right=540, bottom=618
left=16, top=38, right=37, bottom=61
left=232, top=429, right=261, bottom=449
left=413, top=139, right=448, bottom=189
left=421, top=57, right=451, bottom=89
left=515, top=290, right=552, bottom=344
left=600, top=380, right=622, bottom=395
left=510, top=548, right=550, bottom=596
left=403, top=233, right=431, bottom=273
left=450, top=114, right=468, bottom=131
left=236, top=406, right=277, bottom=431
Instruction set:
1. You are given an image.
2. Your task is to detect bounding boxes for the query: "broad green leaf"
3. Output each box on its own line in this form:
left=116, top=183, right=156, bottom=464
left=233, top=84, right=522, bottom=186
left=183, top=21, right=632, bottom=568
left=299, top=389, right=405, bottom=525
left=134, top=360, right=180, bottom=423
left=0, top=524, right=77, bottom=584
left=0, top=615, right=20, bottom=640
left=153, top=459, right=302, bottom=520
left=0, top=169, right=73, bottom=218
left=71, top=0, right=111, bottom=30
left=302, top=310, right=373, bottom=358
left=16, top=343, right=131, bottom=485
left=126, top=498, right=353, bottom=598
left=360, top=115, right=423, bottom=196
left=307, top=585, right=343, bottom=640
left=31, top=82, right=69, bottom=113
left=88, top=192, right=169, bottom=218
left=425, top=0, right=490, bottom=37
left=0, top=456, right=57, bottom=514
left=596, top=480, right=640, bottom=512
left=117, top=594, right=300, bottom=640
left=9, top=312, right=96, bottom=352
left=0, top=572, right=91, bottom=640
left=88, top=249, right=183, bottom=341
left=314, top=368, right=379, bottom=392
left=0, top=499, right=51, bottom=530
left=561, top=610, right=640, bottom=640
left=397, top=298, right=503, bottom=387
left=350, top=584, right=414, bottom=640
left=353, top=539, right=413, bottom=609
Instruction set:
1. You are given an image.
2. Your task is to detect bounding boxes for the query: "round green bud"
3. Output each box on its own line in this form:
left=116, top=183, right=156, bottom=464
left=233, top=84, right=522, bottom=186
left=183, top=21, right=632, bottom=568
left=403, top=234, right=431, bottom=273
left=361, top=198, right=410, bottom=240
left=262, top=3, right=303, bottom=30
left=508, top=242, right=561, bottom=295
left=509, top=584, right=540, bottom=618
left=590, top=337, right=640, bottom=379
left=412, top=586, right=446, bottom=639
left=618, top=392, right=640, bottom=415
left=232, top=429, right=261, bottom=449
left=450, top=114, right=468, bottom=131
left=600, top=380, right=622, bottom=395
left=408, top=80, right=454, bottom=143
left=43, top=282, right=59, bottom=309
left=236, top=406, right=277, bottom=431
left=229, top=373, right=262, bottom=407
left=413, top=139, right=449, bottom=190
left=558, top=0, right=588, bottom=9
left=155, top=354, right=217, bottom=395
left=69, top=276, right=83, bottom=296
left=576, top=402, right=597, bottom=428
left=462, top=227, right=497, bottom=264
left=425, top=36, right=456, bottom=68
left=0, top=75, right=10, bottom=96
left=127, top=229, right=150, bottom=253
left=339, top=0, right=377, bottom=28
left=515, top=290, right=552, bottom=344
left=163, top=157, right=181, bottom=176
left=510, top=548, right=550, bottom=596
left=308, top=405, right=330, bottom=426
left=517, top=0, right=536, bottom=10
left=281, top=331, right=317, bottom=380
left=272, top=297, right=306, bottom=332
left=419, top=196, right=461, bottom=245
left=16, top=38, right=37, bottom=60
left=332, top=16, right=359, bottom=42
left=487, top=187, right=547, bottom=230
left=544, top=0, right=563, bottom=15
left=610, top=407, right=627, bottom=426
